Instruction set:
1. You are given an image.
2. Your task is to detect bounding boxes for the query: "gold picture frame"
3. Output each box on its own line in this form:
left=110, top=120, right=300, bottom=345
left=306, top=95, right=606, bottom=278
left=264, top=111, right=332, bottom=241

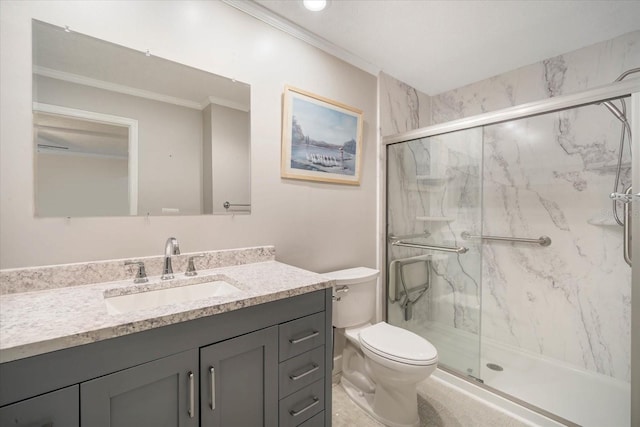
left=281, top=86, right=363, bottom=185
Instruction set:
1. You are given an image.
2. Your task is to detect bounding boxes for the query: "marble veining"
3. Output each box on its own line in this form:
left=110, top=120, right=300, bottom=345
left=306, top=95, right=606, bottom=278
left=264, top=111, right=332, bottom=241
left=379, top=72, right=431, bottom=137
left=0, top=246, right=275, bottom=295
left=0, top=248, right=332, bottom=363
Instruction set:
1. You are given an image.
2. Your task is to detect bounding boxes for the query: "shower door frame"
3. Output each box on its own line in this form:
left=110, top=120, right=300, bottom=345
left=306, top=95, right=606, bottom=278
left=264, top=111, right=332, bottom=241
left=382, top=78, right=640, bottom=426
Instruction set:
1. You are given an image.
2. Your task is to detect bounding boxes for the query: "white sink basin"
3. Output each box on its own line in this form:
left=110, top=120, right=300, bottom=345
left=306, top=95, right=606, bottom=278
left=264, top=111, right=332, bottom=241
left=105, top=280, right=242, bottom=315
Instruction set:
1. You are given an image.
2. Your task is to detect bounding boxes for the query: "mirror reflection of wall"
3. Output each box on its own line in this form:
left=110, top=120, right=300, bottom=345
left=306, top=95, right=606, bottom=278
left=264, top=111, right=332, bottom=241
left=32, top=20, right=251, bottom=217
left=35, top=111, right=131, bottom=217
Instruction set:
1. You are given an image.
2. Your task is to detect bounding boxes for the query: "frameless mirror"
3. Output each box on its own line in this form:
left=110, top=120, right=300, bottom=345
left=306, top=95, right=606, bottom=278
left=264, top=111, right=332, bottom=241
left=32, top=20, right=251, bottom=217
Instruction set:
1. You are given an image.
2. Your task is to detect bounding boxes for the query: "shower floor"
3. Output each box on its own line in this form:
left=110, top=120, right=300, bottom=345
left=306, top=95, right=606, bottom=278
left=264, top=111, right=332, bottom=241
left=422, top=322, right=630, bottom=427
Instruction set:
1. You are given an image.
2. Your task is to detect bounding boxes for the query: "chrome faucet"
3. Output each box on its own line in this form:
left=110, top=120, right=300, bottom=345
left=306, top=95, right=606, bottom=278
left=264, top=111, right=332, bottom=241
left=161, top=237, right=181, bottom=280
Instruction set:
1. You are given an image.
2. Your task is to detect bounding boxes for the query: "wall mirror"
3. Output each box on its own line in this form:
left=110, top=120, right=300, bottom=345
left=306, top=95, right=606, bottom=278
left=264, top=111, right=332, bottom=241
left=32, top=20, right=251, bottom=217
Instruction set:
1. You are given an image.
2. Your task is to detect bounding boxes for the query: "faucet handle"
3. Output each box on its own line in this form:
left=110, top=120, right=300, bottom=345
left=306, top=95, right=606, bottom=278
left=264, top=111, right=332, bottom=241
left=185, top=254, right=205, bottom=276
left=124, top=261, right=148, bottom=284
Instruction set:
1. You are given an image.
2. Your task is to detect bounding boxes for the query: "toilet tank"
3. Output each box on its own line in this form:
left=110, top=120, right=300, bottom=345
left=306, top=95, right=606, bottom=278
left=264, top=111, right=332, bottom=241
left=322, top=267, right=379, bottom=328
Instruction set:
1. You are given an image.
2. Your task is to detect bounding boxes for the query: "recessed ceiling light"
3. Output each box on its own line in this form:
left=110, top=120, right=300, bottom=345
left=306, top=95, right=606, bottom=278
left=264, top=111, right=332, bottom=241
left=303, top=0, right=327, bottom=12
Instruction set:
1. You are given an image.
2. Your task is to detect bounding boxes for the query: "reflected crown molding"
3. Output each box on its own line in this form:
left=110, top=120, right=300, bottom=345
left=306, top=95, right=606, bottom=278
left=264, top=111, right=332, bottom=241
left=203, top=96, right=250, bottom=113
left=34, top=66, right=204, bottom=110
left=223, top=0, right=379, bottom=76
left=35, top=66, right=251, bottom=113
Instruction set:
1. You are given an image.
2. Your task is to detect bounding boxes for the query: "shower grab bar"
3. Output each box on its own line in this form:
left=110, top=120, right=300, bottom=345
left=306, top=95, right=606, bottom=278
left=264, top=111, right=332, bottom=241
left=391, top=240, right=468, bottom=254
left=461, top=231, right=551, bottom=247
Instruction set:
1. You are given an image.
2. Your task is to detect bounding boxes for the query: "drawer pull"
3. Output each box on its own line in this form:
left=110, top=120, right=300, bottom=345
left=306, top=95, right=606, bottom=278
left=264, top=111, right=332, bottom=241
left=188, top=371, right=194, bottom=418
left=289, top=330, right=319, bottom=344
left=289, top=363, right=320, bottom=381
left=210, top=366, right=216, bottom=410
left=289, top=397, right=320, bottom=417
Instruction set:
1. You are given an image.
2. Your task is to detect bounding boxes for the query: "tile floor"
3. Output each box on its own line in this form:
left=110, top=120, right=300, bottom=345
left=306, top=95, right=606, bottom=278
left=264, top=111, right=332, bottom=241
left=332, top=377, right=531, bottom=427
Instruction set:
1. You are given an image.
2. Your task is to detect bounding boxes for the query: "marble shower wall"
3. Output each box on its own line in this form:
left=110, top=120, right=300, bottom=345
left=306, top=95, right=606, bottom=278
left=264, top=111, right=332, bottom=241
left=382, top=31, right=640, bottom=382
left=381, top=72, right=436, bottom=332
left=379, top=72, right=431, bottom=136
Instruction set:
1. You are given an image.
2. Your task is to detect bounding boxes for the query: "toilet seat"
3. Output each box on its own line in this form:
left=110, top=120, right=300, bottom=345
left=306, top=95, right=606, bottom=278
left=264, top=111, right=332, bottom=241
left=359, top=322, right=437, bottom=366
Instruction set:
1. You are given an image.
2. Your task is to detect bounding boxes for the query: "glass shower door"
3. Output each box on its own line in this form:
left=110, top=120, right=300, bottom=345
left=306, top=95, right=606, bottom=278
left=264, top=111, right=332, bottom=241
left=479, top=99, right=633, bottom=427
left=386, top=127, right=483, bottom=378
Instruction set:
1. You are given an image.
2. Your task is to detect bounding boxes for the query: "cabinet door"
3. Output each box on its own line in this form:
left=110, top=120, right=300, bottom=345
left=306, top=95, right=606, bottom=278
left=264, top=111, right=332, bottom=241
left=200, top=326, right=278, bottom=427
left=0, top=385, right=79, bottom=427
left=81, top=349, right=198, bottom=427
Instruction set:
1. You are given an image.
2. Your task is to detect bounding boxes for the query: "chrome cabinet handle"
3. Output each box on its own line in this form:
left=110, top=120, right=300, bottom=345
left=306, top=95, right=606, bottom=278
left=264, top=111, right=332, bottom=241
left=289, top=363, right=319, bottom=381
left=188, top=371, right=194, bottom=418
left=289, top=330, right=319, bottom=344
left=209, top=366, right=216, bottom=410
left=289, top=397, right=320, bottom=417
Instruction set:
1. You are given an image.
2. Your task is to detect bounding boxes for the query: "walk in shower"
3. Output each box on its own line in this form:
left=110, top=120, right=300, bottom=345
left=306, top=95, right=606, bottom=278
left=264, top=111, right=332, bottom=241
left=385, top=79, right=639, bottom=426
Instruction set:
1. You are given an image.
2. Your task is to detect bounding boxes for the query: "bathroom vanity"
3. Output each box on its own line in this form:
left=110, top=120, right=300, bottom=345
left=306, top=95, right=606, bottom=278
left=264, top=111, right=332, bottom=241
left=0, top=247, right=333, bottom=427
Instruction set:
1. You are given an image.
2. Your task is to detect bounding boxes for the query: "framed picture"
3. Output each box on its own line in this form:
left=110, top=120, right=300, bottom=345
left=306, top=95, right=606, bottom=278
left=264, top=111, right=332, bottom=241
left=281, top=86, right=363, bottom=185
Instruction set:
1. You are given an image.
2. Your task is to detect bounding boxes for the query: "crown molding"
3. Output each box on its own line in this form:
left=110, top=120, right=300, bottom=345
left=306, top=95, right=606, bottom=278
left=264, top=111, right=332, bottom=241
left=223, top=0, right=379, bottom=76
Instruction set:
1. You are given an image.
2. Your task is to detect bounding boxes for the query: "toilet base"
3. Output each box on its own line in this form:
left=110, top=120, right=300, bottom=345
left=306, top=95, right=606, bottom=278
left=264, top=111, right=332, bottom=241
left=340, top=377, right=420, bottom=427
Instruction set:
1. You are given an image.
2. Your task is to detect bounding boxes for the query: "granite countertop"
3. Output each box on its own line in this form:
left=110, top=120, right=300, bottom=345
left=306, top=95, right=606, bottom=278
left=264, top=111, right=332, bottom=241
left=0, top=260, right=333, bottom=364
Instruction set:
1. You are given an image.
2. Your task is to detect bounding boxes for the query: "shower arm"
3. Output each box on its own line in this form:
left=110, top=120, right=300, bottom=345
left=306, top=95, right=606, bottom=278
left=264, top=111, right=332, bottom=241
left=613, top=67, right=640, bottom=82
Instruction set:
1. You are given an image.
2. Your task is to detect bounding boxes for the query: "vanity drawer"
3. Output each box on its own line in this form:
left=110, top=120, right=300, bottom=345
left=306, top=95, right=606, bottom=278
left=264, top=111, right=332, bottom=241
left=279, top=346, right=325, bottom=398
left=0, top=385, right=79, bottom=427
left=279, top=312, right=325, bottom=361
left=278, top=379, right=324, bottom=427
left=298, top=410, right=324, bottom=427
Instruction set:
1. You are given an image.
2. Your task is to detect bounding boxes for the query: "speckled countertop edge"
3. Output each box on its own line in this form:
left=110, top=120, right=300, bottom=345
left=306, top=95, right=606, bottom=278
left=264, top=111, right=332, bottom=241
left=0, top=260, right=334, bottom=363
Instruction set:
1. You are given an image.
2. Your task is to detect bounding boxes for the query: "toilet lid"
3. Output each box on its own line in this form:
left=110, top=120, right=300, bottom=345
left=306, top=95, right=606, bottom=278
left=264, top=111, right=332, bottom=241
left=359, top=322, right=437, bottom=365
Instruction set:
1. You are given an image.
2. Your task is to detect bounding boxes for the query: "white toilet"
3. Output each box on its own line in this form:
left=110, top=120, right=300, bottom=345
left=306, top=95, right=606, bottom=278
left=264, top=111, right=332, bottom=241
left=323, top=267, right=438, bottom=427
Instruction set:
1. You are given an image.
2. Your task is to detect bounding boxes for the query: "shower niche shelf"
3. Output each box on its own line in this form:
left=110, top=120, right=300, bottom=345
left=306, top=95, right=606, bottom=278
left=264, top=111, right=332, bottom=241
left=406, top=175, right=451, bottom=193
left=416, top=216, right=455, bottom=222
left=415, top=175, right=449, bottom=185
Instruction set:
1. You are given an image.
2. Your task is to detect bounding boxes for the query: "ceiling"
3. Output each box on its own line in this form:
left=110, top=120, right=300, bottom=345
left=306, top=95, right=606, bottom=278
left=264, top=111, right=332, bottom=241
left=34, top=112, right=128, bottom=157
left=250, top=0, right=640, bottom=95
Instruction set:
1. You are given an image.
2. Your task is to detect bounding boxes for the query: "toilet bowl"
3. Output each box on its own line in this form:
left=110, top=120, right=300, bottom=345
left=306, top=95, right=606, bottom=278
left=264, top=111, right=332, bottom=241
left=323, top=267, right=438, bottom=427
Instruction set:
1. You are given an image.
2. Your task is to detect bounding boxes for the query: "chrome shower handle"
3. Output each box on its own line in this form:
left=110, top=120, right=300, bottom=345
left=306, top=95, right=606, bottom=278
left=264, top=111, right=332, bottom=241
left=623, top=186, right=632, bottom=266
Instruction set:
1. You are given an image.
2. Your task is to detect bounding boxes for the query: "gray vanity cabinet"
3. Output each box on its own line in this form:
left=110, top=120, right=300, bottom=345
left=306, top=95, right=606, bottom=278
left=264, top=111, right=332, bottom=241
left=199, top=326, right=278, bottom=427
left=0, top=385, right=79, bottom=427
left=0, top=289, right=332, bottom=427
left=80, top=349, right=199, bottom=427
